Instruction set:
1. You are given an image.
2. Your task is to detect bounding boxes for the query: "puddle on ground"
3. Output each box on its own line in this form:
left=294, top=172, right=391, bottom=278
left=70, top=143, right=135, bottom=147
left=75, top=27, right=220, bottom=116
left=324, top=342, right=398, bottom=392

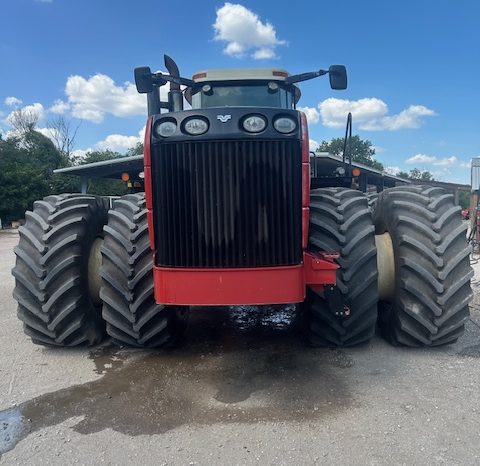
left=0, top=409, right=29, bottom=456
left=0, top=306, right=355, bottom=457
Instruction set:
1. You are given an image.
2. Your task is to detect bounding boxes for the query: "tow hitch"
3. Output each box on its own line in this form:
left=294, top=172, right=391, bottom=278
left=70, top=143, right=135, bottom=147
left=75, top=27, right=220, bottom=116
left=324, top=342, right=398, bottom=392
left=324, top=285, right=351, bottom=318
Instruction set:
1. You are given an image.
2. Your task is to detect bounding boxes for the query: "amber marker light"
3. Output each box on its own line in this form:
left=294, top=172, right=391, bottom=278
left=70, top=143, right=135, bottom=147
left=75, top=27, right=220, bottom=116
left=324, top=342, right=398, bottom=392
left=121, top=172, right=130, bottom=181
left=352, top=168, right=361, bottom=177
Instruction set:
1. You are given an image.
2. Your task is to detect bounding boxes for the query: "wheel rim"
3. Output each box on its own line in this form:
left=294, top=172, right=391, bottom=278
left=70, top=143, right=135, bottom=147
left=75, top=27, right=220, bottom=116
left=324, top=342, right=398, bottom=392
left=375, top=232, right=395, bottom=301
left=88, top=237, right=104, bottom=307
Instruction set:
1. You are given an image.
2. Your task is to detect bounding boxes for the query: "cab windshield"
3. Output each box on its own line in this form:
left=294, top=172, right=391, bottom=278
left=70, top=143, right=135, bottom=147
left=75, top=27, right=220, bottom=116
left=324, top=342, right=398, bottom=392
left=191, top=81, right=294, bottom=109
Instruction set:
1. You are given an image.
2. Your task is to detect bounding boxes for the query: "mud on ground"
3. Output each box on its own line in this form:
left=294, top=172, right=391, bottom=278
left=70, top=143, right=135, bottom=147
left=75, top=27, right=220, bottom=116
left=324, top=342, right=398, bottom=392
left=1, top=231, right=480, bottom=465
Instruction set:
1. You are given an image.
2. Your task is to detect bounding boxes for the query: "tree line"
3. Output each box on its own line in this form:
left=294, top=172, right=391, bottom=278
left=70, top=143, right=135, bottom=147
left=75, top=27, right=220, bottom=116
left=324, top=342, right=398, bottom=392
left=316, top=136, right=472, bottom=208
left=316, top=135, right=435, bottom=181
left=0, top=111, right=140, bottom=225
left=0, top=113, right=460, bottom=225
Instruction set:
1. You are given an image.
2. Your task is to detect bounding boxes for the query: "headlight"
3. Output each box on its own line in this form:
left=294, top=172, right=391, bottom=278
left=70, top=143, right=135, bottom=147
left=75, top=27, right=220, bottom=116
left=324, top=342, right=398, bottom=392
left=242, top=115, right=266, bottom=133
left=273, top=117, right=297, bottom=134
left=156, top=120, right=177, bottom=137
left=184, top=117, right=209, bottom=135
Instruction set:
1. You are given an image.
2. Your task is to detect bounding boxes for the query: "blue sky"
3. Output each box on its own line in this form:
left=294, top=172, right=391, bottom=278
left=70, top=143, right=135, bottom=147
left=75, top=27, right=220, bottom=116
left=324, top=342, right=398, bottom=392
left=1, top=0, right=478, bottom=183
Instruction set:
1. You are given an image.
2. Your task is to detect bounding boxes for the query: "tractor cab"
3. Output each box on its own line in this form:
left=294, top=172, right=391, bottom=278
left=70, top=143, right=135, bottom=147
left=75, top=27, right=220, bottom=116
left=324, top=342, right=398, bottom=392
left=133, top=56, right=347, bottom=115
left=186, top=68, right=300, bottom=109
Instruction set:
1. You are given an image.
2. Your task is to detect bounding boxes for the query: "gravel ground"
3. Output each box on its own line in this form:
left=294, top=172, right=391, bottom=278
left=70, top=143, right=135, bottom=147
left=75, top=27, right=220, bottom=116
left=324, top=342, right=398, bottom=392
left=1, top=230, right=480, bottom=465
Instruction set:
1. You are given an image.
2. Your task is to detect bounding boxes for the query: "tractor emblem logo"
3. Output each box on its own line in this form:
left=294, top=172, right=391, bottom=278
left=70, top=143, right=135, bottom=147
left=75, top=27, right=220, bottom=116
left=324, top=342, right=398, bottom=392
left=217, top=114, right=232, bottom=123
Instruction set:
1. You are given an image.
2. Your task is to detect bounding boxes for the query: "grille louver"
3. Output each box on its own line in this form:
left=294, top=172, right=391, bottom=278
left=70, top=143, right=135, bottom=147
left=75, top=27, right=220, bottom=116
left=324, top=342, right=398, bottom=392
left=152, top=139, right=302, bottom=267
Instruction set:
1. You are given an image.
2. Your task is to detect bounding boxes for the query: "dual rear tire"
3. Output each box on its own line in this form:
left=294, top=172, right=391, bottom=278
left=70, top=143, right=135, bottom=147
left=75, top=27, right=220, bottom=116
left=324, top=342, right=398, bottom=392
left=303, top=186, right=472, bottom=347
left=12, top=186, right=473, bottom=348
left=372, top=186, right=472, bottom=346
left=12, top=193, right=184, bottom=348
left=12, top=194, right=108, bottom=346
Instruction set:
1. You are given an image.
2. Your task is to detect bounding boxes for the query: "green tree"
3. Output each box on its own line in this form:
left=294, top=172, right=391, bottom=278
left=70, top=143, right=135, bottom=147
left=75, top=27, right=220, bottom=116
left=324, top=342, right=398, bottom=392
left=458, top=191, right=470, bottom=209
left=408, top=168, right=435, bottom=181
left=317, top=135, right=384, bottom=171
left=0, top=133, right=56, bottom=224
left=126, top=142, right=144, bottom=157
left=395, top=169, right=435, bottom=181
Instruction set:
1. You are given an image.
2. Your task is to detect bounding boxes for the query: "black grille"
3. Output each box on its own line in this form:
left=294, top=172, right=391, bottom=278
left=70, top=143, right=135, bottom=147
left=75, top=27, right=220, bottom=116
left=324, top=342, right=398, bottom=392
left=151, top=139, right=302, bottom=267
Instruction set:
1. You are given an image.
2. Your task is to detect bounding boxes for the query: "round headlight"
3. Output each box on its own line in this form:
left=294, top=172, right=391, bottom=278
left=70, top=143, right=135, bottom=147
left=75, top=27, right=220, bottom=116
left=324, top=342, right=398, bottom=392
left=268, top=81, right=279, bottom=92
left=184, top=117, right=209, bottom=135
left=156, top=120, right=177, bottom=137
left=242, top=115, right=266, bottom=133
left=273, top=117, right=297, bottom=134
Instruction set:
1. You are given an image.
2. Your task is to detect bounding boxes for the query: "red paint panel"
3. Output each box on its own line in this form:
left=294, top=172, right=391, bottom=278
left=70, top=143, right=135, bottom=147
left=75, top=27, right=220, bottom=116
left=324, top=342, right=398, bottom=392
left=302, top=162, right=310, bottom=207
left=193, top=72, right=207, bottom=80
left=303, top=251, right=338, bottom=286
left=153, top=253, right=338, bottom=306
left=143, top=117, right=153, bottom=167
left=143, top=117, right=154, bottom=250
left=144, top=166, right=153, bottom=210
left=300, top=111, right=309, bottom=163
left=302, top=207, right=309, bottom=250
left=147, top=209, right=155, bottom=250
left=153, top=265, right=306, bottom=305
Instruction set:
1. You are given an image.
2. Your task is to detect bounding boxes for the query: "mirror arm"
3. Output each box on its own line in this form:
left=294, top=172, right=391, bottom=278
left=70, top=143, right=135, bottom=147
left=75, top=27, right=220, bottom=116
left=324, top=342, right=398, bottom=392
left=152, top=73, right=195, bottom=88
left=285, top=69, right=328, bottom=85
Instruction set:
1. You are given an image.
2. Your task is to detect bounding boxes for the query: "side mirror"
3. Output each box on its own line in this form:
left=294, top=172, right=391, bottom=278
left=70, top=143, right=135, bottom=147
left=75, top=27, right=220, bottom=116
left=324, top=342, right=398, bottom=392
left=329, top=65, right=347, bottom=90
left=134, top=66, right=153, bottom=93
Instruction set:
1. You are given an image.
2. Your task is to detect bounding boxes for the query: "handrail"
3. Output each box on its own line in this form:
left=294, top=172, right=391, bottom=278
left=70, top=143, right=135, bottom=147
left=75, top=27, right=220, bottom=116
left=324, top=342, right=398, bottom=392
left=342, top=112, right=353, bottom=174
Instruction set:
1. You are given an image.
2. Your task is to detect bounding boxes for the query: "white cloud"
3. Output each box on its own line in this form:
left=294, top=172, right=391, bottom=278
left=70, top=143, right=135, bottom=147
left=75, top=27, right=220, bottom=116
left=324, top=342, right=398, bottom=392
left=384, top=166, right=401, bottom=176
left=71, top=148, right=91, bottom=160
left=406, top=154, right=437, bottom=164
left=318, top=97, right=435, bottom=131
left=2, top=129, right=18, bottom=139
left=319, top=98, right=387, bottom=129
left=252, top=47, right=277, bottom=60
left=94, top=127, right=145, bottom=152
left=4, top=96, right=22, bottom=107
left=35, top=126, right=57, bottom=142
left=309, top=139, right=319, bottom=151
left=213, top=3, right=286, bottom=59
left=406, top=153, right=470, bottom=169
left=95, top=134, right=141, bottom=152
left=6, top=102, right=45, bottom=126
left=372, top=145, right=385, bottom=153
left=49, top=99, right=70, bottom=114
left=363, top=105, right=436, bottom=131
left=298, top=106, right=320, bottom=125
left=434, top=155, right=458, bottom=166
left=65, top=74, right=148, bottom=123
left=4, top=72, right=173, bottom=126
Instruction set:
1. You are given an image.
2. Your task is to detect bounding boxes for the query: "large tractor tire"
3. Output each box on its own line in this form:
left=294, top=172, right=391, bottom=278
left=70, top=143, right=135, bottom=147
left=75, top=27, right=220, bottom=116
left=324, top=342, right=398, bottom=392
left=303, top=188, right=378, bottom=346
left=100, top=193, right=187, bottom=348
left=373, top=186, right=473, bottom=346
left=367, top=192, right=379, bottom=212
left=12, top=194, right=109, bottom=346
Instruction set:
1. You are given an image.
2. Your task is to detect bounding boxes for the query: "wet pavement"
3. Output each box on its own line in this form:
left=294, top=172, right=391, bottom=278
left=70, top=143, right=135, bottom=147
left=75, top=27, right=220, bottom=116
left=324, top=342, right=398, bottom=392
left=1, top=307, right=356, bottom=454
left=2, top=231, right=480, bottom=464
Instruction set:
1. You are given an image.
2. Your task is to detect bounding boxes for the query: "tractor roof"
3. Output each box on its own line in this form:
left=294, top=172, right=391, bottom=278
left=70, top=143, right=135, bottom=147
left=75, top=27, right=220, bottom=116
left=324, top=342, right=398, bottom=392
left=192, top=68, right=290, bottom=83
left=189, top=68, right=301, bottom=103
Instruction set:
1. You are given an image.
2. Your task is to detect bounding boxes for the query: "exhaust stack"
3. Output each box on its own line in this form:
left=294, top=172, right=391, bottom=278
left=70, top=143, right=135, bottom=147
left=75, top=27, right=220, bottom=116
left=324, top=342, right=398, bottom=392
left=164, top=55, right=183, bottom=112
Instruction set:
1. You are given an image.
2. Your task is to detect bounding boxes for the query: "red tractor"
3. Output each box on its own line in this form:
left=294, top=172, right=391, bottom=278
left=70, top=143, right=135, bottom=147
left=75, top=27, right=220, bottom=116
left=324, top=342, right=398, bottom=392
left=12, top=56, right=473, bottom=348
